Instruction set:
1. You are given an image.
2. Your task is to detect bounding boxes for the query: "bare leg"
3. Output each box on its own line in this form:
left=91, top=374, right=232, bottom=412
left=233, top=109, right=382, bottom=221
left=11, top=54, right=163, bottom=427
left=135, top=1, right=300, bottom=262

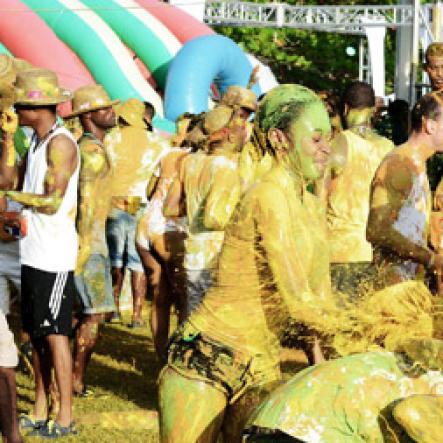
left=138, top=246, right=171, bottom=358
left=131, top=270, right=147, bottom=324
left=162, top=231, right=187, bottom=322
left=111, top=267, right=124, bottom=316
left=223, top=382, right=281, bottom=443
left=31, top=338, right=51, bottom=421
left=0, top=367, right=22, bottom=443
left=72, top=313, right=104, bottom=394
left=46, top=335, right=72, bottom=427
left=159, top=367, right=226, bottom=443
left=301, top=335, right=326, bottom=366
left=150, top=271, right=172, bottom=358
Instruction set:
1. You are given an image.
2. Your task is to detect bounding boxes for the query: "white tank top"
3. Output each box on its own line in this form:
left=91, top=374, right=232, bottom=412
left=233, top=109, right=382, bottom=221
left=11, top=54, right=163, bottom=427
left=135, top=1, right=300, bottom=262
left=20, top=125, right=80, bottom=272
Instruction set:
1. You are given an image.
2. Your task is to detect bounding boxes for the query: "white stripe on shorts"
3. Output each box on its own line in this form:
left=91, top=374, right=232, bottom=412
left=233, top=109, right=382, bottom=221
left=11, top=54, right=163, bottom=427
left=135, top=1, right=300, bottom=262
left=49, top=272, right=68, bottom=320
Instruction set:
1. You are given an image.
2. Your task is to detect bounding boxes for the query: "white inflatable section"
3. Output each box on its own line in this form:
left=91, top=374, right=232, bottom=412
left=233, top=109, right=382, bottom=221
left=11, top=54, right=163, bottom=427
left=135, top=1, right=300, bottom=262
left=169, top=0, right=205, bottom=22
left=168, top=0, right=279, bottom=95
left=116, top=0, right=182, bottom=55
left=59, top=0, right=164, bottom=115
left=246, top=54, right=279, bottom=95
left=363, top=18, right=386, bottom=97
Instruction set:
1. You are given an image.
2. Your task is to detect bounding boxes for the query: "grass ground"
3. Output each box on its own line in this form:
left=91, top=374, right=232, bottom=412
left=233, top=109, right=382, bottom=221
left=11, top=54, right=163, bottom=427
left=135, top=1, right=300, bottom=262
left=14, top=307, right=308, bottom=443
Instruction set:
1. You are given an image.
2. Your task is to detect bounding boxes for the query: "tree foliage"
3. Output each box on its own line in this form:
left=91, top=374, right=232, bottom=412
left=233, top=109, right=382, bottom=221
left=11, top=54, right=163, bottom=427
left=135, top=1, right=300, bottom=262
left=215, top=0, right=397, bottom=94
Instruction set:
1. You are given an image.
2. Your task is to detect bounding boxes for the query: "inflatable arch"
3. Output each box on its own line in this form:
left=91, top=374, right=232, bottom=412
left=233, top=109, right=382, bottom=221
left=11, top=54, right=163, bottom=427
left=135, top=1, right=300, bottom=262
left=165, top=35, right=262, bottom=122
left=0, top=0, right=277, bottom=132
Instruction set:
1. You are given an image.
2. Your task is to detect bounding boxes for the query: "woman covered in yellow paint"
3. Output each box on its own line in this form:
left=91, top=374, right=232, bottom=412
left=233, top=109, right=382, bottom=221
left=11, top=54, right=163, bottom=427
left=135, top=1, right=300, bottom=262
left=158, top=84, right=338, bottom=443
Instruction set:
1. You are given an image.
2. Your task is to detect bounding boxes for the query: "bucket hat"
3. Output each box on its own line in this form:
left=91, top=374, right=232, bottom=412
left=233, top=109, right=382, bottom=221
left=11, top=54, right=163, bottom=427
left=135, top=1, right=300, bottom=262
left=15, top=68, right=72, bottom=106
left=221, top=86, right=257, bottom=112
left=66, top=84, right=118, bottom=117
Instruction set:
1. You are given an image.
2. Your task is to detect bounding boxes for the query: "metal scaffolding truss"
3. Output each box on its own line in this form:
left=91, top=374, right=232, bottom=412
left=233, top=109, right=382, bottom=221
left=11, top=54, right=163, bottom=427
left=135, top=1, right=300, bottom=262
left=204, top=1, right=431, bottom=35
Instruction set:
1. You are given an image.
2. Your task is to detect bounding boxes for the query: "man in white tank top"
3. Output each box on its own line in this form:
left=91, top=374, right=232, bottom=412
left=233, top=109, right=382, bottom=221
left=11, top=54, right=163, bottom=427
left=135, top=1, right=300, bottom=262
left=0, top=69, right=78, bottom=438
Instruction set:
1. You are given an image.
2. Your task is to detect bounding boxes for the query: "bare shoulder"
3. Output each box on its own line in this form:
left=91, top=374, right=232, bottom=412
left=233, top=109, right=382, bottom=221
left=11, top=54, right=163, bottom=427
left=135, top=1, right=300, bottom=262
left=374, top=153, right=414, bottom=196
left=47, top=133, right=77, bottom=160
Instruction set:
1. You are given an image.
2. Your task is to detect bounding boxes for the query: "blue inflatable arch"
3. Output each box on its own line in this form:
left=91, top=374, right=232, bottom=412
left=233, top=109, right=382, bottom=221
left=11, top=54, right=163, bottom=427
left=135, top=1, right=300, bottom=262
left=164, top=35, right=262, bottom=122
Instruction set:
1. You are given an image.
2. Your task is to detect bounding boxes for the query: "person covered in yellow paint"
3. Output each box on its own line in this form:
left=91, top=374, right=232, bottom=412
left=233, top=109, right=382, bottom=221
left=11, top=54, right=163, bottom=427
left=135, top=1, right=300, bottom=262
left=367, top=91, right=443, bottom=288
left=135, top=115, right=193, bottom=359
left=105, top=98, right=170, bottom=327
left=327, top=81, right=393, bottom=297
left=65, top=84, right=117, bottom=397
left=222, top=85, right=273, bottom=193
left=158, top=84, right=337, bottom=443
left=164, top=104, right=250, bottom=316
left=244, top=338, right=443, bottom=443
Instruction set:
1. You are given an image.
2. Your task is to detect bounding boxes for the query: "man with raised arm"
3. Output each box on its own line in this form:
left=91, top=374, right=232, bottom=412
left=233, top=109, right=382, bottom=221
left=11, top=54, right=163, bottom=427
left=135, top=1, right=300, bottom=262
left=0, top=68, right=79, bottom=439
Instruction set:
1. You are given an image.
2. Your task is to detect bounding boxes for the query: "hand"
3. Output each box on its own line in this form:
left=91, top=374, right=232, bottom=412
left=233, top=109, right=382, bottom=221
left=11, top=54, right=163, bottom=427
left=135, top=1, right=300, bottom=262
left=0, top=109, right=18, bottom=134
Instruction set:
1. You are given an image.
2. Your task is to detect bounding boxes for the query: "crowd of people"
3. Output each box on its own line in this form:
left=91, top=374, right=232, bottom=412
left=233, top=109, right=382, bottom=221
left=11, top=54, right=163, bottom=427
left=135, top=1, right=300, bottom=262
left=2, top=42, right=443, bottom=442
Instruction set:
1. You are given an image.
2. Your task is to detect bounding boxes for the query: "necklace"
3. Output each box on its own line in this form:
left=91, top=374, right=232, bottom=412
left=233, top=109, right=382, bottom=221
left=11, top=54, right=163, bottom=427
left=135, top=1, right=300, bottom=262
left=31, top=122, right=61, bottom=153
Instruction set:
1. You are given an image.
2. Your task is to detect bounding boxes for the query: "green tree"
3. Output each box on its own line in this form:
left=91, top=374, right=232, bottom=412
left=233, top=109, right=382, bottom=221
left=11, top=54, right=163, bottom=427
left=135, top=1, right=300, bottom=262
left=215, top=0, right=397, bottom=95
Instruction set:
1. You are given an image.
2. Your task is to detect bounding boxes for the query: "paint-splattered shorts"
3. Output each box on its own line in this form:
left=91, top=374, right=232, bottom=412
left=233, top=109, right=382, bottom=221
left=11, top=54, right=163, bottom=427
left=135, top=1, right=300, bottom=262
left=166, top=325, right=254, bottom=402
left=106, top=207, right=144, bottom=272
left=75, top=254, right=115, bottom=315
left=330, top=262, right=377, bottom=299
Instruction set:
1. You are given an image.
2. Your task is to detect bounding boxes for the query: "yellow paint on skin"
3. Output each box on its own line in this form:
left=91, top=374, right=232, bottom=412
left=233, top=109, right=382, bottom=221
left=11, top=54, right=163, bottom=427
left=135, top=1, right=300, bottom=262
left=327, top=120, right=393, bottom=263
left=5, top=135, right=15, bottom=168
left=106, top=125, right=169, bottom=200
left=368, top=143, right=431, bottom=287
left=159, top=85, right=442, bottom=443
left=76, top=135, right=112, bottom=274
left=393, top=394, right=443, bottom=442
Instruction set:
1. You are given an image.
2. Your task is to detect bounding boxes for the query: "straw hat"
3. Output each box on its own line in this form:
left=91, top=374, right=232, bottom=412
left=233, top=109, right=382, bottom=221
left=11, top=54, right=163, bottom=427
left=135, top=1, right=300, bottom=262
left=15, top=68, right=72, bottom=105
left=0, top=54, right=33, bottom=86
left=203, top=105, right=233, bottom=135
left=116, top=98, right=146, bottom=129
left=0, top=79, right=14, bottom=112
left=0, top=54, right=16, bottom=84
left=221, top=86, right=257, bottom=112
left=67, top=84, right=119, bottom=118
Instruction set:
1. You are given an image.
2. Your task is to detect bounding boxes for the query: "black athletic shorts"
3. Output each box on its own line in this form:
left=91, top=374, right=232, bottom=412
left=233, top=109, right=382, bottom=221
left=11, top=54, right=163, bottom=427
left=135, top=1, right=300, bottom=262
left=21, top=265, right=75, bottom=339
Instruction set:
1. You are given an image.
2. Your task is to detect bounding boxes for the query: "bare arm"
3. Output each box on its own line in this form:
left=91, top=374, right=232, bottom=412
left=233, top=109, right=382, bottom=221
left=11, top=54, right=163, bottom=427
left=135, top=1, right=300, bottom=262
left=75, top=141, right=109, bottom=273
left=0, top=110, right=19, bottom=189
left=163, top=156, right=186, bottom=218
left=77, top=142, right=109, bottom=241
left=4, top=134, right=78, bottom=215
left=366, top=160, right=433, bottom=266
